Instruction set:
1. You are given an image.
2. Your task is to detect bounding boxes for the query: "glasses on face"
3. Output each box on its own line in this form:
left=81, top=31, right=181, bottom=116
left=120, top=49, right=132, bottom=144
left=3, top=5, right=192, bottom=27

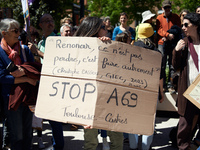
left=10, top=28, right=20, bottom=34
left=65, top=30, right=71, bottom=33
left=41, top=20, right=54, bottom=24
left=164, top=6, right=171, bottom=9
left=182, top=23, right=189, bottom=28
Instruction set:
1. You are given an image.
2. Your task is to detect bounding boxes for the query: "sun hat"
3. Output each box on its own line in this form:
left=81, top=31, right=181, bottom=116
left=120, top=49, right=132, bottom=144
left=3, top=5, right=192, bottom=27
left=162, top=0, right=171, bottom=7
left=141, top=10, right=156, bottom=23
left=138, top=23, right=154, bottom=39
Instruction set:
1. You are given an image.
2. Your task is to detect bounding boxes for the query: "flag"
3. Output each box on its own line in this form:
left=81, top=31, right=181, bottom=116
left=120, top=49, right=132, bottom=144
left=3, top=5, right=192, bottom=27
left=21, top=0, right=30, bottom=32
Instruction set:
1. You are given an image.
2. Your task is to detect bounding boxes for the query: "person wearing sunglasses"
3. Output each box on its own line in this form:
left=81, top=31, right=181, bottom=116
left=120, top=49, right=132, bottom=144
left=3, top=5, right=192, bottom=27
left=172, top=13, right=200, bottom=150
left=0, top=18, right=38, bottom=150
left=156, top=0, right=181, bottom=93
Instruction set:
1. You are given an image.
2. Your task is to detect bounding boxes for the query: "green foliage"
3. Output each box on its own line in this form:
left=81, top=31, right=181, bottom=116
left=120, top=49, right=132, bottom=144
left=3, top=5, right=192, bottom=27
left=0, top=0, right=73, bottom=31
left=87, top=0, right=200, bottom=26
left=87, top=0, right=162, bottom=26
left=172, top=0, right=200, bottom=14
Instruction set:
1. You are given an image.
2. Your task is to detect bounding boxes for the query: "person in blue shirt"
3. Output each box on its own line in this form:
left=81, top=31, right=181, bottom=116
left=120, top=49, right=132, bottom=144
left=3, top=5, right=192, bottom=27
left=0, top=18, right=36, bottom=150
left=112, top=12, right=135, bottom=42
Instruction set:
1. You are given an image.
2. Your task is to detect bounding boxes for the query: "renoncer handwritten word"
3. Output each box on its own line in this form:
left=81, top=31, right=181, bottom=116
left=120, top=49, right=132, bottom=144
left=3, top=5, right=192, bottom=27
left=56, top=39, right=91, bottom=49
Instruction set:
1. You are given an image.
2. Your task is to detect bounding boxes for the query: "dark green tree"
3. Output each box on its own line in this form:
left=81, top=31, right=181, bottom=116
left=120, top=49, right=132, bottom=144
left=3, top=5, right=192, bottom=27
left=0, top=0, right=73, bottom=31
left=172, top=0, right=200, bottom=14
left=87, top=0, right=162, bottom=26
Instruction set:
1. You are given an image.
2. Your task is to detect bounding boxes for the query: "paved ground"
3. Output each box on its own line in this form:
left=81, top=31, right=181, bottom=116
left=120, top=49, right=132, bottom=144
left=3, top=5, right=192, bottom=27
left=30, top=111, right=180, bottom=150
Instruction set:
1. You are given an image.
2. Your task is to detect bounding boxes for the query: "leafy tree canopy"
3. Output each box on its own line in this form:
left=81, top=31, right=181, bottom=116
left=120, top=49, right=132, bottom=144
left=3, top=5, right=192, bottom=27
left=0, top=0, right=73, bottom=32
left=87, top=0, right=200, bottom=26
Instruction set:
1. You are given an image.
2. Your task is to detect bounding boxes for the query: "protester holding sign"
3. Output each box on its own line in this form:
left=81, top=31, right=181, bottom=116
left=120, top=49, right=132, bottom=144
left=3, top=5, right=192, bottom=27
left=74, top=16, right=124, bottom=150
left=0, top=18, right=37, bottom=150
left=128, top=23, right=164, bottom=150
left=172, top=13, right=200, bottom=150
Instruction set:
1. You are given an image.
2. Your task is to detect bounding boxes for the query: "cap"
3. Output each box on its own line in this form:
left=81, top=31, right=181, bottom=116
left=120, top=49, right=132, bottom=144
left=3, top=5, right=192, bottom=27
left=138, top=23, right=154, bottom=39
left=141, top=10, right=155, bottom=23
left=162, top=0, right=171, bottom=7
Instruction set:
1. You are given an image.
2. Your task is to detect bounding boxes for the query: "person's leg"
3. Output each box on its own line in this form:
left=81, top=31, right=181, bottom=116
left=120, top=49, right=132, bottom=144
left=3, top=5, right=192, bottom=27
left=37, top=129, right=45, bottom=149
left=49, top=120, right=64, bottom=150
left=37, top=130, right=42, bottom=137
left=107, top=131, right=123, bottom=150
left=101, top=130, right=110, bottom=150
left=2, top=118, right=10, bottom=149
left=8, top=104, right=24, bottom=150
left=101, top=130, right=107, bottom=138
left=128, top=134, right=138, bottom=149
left=2, top=96, right=10, bottom=149
left=177, top=105, right=199, bottom=150
left=22, top=105, right=33, bottom=150
left=141, top=134, right=153, bottom=150
left=84, top=128, right=98, bottom=150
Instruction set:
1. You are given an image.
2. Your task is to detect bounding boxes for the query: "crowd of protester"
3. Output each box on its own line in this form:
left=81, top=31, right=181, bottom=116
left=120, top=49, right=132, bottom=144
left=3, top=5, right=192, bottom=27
left=1, top=0, right=200, bottom=149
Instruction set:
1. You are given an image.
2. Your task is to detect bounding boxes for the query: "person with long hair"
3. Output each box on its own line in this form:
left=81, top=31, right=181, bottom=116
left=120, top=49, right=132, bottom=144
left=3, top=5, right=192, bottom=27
left=74, top=16, right=124, bottom=150
left=172, top=13, right=200, bottom=150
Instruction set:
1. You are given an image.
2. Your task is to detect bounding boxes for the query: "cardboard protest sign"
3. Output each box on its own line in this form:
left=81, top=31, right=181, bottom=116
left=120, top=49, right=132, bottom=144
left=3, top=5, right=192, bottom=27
left=183, top=74, right=200, bottom=109
left=35, top=37, right=162, bottom=135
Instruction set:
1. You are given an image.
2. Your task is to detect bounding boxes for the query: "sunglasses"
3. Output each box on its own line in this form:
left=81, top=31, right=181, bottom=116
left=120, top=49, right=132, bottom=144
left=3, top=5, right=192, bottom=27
left=10, top=28, right=19, bottom=34
left=164, top=6, right=171, bottom=9
left=181, top=23, right=189, bottom=28
left=101, top=25, right=106, bottom=30
left=41, top=20, right=54, bottom=24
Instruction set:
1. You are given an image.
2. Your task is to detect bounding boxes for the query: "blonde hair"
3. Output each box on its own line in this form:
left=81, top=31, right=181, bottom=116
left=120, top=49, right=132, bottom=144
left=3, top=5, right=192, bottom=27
left=60, top=17, right=72, bottom=26
left=138, top=38, right=156, bottom=47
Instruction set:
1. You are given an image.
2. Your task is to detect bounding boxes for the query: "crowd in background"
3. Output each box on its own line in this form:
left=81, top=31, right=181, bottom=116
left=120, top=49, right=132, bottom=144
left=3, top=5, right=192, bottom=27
left=1, top=0, right=200, bottom=150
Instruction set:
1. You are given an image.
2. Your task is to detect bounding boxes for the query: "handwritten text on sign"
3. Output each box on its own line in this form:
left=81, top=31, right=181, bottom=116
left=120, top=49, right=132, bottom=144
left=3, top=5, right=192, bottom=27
left=35, top=37, right=161, bottom=135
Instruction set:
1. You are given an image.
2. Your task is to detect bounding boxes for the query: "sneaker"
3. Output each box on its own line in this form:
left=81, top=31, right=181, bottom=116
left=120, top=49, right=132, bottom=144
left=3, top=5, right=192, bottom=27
left=38, top=137, right=45, bottom=149
left=102, top=137, right=110, bottom=150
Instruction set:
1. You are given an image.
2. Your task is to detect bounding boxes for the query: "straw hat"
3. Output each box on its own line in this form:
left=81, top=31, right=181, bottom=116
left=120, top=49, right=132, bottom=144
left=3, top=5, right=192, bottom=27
left=138, top=23, right=154, bottom=39
left=141, top=10, right=155, bottom=23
